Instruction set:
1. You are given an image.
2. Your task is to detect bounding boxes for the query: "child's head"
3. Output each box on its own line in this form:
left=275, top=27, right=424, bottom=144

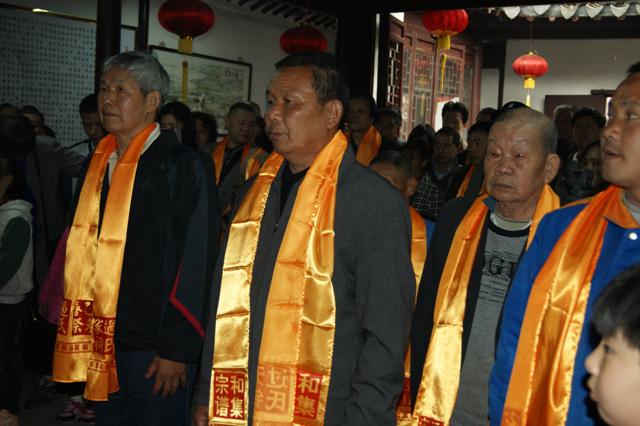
left=585, top=263, right=640, bottom=426
left=0, top=153, right=26, bottom=201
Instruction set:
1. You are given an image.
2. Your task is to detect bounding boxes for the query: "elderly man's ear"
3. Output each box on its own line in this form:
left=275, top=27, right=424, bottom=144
left=146, top=91, right=162, bottom=114
left=544, top=153, right=561, bottom=184
left=325, top=99, right=343, bottom=130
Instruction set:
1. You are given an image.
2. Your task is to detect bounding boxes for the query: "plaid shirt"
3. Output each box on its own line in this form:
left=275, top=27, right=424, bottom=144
left=410, top=174, right=445, bottom=221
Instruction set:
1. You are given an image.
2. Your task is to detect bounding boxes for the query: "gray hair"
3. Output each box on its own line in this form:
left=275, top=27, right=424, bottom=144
left=101, top=51, right=170, bottom=108
left=553, top=104, right=578, bottom=117
left=494, top=107, right=557, bottom=156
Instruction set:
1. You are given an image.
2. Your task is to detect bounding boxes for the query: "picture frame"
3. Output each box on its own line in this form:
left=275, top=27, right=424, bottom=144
left=149, top=45, right=252, bottom=131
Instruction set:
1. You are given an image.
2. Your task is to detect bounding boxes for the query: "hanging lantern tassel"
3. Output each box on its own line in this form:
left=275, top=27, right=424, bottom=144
left=422, top=11, right=468, bottom=95
left=436, top=34, right=450, bottom=51
left=182, top=60, right=188, bottom=104
left=439, top=52, right=447, bottom=93
left=178, top=36, right=194, bottom=54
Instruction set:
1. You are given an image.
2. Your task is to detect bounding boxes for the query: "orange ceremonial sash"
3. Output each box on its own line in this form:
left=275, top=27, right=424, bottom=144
left=52, top=123, right=156, bottom=401
left=456, top=165, right=485, bottom=198
left=245, top=147, right=265, bottom=180
left=209, top=131, right=347, bottom=425
left=397, top=207, right=428, bottom=425
left=502, top=186, right=636, bottom=425
left=211, top=137, right=252, bottom=185
left=412, top=185, right=559, bottom=426
left=351, top=126, right=381, bottom=166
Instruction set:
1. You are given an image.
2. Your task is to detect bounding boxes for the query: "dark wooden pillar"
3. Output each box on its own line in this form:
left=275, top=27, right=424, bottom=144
left=136, top=0, right=150, bottom=51
left=336, top=2, right=377, bottom=97
left=95, top=0, right=121, bottom=91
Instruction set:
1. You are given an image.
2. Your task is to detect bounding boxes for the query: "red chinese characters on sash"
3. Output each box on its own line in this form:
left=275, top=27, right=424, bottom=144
left=55, top=299, right=93, bottom=354
left=213, top=372, right=246, bottom=420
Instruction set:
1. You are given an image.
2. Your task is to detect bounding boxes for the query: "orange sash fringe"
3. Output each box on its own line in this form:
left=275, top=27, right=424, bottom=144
left=397, top=207, right=428, bottom=425
left=209, top=131, right=347, bottom=425
left=351, top=126, right=382, bottom=166
left=52, top=123, right=156, bottom=401
left=502, top=186, right=636, bottom=425
left=412, top=185, right=559, bottom=425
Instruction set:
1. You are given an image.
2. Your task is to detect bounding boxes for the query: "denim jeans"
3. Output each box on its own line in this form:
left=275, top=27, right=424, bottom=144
left=93, top=350, right=196, bottom=426
left=0, top=302, right=25, bottom=415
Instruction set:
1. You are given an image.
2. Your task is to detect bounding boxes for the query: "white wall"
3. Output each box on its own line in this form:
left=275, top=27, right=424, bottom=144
left=480, top=68, right=500, bottom=110
left=3, top=0, right=336, bottom=108
left=500, top=38, right=639, bottom=113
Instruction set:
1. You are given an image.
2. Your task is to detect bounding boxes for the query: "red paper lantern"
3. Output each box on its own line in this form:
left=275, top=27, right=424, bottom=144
left=422, top=10, right=468, bottom=51
left=158, top=0, right=215, bottom=54
left=280, top=22, right=327, bottom=55
left=513, top=51, right=548, bottom=89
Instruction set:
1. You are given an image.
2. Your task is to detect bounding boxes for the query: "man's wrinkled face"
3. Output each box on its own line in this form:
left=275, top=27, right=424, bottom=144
left=81, top=111, right=107, bottom=145
left=265, top=66, right=338, bottom=172
left=484, top=120, right=555, bottom=208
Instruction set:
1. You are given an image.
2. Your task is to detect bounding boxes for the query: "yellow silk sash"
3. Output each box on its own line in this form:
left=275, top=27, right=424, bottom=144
left=502, top=186, right=636, bottom=425
left=456, top=165, right=485, bottom=198
left=352, top=126, right=382, bottom=166
left=212, top=137, right=253, bottom=185
left=209, top=131, right=347, bottom=425
left=52, top=123, right=156, bottom=401
left=412, top=185, right=559, bottom=426
left=397, top=207, right=428, bottom=425
left=245, top=148, right=265, bottom=180
left=211, top=136, right=227, bottom=185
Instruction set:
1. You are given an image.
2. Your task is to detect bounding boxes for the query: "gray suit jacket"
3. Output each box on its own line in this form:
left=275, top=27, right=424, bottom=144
left=198, top=146, right=415, bottom=424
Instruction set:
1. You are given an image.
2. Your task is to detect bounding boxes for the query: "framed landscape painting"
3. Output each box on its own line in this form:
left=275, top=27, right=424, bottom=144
left=150, top=45, right=252, bottom=131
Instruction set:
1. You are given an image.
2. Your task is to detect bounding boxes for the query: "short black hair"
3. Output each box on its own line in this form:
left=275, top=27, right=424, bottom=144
left=442, top=101, right=469, bottom=124
left=275, top=51, right=350, bottom=121
left=79, top=93, right=99, bottom=115
left=350, top=94, right=377, bottom=120
left=227, top=102, right=257, bottom=118
left=18, top=105, right=44, bottom=123
left=592, top=262, right=640, bottom=350
left=408, top=124, right=435, bottom=146
left=572, top=107, right=606, bottom=130
left=370, top=150, right=413, bottom=181
left=159, top=101, right=196, bottom=150
left=468, top=121, right=493, bottom=137
left=435, top=126, right=461, bottom=147
left=0, top=152, right=26, bottom=200
left=0, top=112, right=36, bottom=158
left=376, top=107, right=402, bottom=126
left=628, top=62, right=640, bottom=75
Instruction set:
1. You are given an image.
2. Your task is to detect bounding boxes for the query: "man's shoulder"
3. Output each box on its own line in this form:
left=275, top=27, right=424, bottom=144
left=434, top=196, right=478, bottom=231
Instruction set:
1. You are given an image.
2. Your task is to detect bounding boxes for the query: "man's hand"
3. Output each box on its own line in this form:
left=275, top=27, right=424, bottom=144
left=193, top=405, right=209, bottom=426
left=144, top=355, right=187, bottom=397
left=38, top=303, right=48, bottom=318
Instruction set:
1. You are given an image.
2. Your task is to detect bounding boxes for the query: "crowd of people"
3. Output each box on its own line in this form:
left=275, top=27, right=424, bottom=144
left=1, top=49, right=639, bottom=426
